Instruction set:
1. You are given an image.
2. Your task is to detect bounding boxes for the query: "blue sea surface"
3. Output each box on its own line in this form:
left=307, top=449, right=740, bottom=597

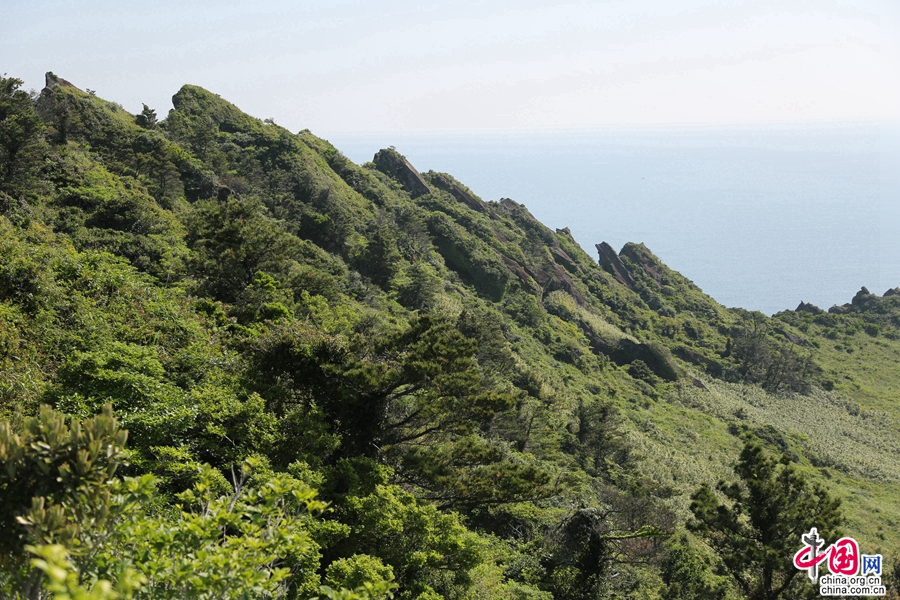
left=326, top=123, right=900, bottom=315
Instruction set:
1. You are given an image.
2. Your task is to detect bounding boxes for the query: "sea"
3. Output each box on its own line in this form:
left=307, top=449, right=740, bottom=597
left=326, top=122, right=900, bottom=316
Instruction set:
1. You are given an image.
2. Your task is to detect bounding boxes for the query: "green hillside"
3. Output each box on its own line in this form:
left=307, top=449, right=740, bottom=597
left=1, top=72, right=898, bottom=599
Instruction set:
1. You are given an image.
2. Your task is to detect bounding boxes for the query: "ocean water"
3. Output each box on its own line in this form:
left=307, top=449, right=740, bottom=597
left=326, top=123, right=900, bottom=316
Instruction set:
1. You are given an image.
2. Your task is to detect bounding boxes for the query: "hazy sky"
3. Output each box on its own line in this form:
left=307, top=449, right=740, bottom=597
left=3, top=0, right=899, bottom=134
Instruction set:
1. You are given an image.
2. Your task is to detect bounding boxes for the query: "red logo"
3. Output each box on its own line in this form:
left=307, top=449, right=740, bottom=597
left=828, top=538, right=859, bottom=576
left=793, top=529, right=871, bottom=582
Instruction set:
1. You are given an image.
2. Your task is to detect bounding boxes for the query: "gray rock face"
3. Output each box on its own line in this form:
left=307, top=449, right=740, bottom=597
left=596, top=242, right=635, bottom=289
left=372, top=148, right=432, bottom=198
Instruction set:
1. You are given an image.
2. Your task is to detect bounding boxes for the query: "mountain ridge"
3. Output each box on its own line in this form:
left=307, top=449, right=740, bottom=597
left=1, top=72, right=899, bottom=599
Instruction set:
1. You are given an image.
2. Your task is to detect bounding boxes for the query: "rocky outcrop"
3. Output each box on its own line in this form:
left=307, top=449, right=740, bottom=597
left=36, top=73, right=86, bottom=145
left=829, top=287, right=895, bottom=314
left=500, top=197, right=521, bottom=211
left=851, top=286, right=877, bottom=310
left=373, top=148, right=432, bottom=198
left=596, top=242, right=635, bottom=289
left=619, top=243, right=662, bottom=287
left=773, top=327, right=805, bottom=345
left=852, top=286, right=871, bottom=302
left=796, top=301, right=823, bottom=314
left=519, top=263, right=585, bottom=305
left=44, top=71, right=79, bottom=90
left=488, top=199, right=587, bottom=302
left=550, top=246, right=580, bottom=274
left=500, top=255, right=540, bottom=293
left=429, top=173, right=486, bottom=213
left=673, top=345, right=710, bottom=366
left=525, top=264, right=552, bottom=288
left=588, top=337, right=679, bottom=381
left=544, top=264, right=586, bottom=305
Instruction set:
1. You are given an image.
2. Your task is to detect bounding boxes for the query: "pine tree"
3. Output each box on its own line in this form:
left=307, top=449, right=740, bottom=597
left=689, top=438, right=842, bottom=600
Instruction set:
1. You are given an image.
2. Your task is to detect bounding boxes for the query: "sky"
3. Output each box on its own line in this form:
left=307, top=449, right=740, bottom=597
left=3, top=0, right=900, bottom=135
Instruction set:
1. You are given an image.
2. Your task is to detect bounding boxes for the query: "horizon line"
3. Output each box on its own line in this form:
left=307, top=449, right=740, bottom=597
left=316, top=118, right=900, bottom=139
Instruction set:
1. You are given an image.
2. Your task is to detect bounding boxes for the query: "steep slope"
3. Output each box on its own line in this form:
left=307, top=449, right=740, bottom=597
left=2, top=72, right=899, bottom=598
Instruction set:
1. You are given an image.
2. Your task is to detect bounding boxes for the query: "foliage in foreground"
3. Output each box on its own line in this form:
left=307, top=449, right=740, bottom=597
left=1, top=404, right=394, bottom=600
left=690, top=439, right=842, bottom=600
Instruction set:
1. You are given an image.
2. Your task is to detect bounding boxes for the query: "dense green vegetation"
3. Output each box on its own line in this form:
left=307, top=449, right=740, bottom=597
left=2, top=72, right=899, bottom=599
